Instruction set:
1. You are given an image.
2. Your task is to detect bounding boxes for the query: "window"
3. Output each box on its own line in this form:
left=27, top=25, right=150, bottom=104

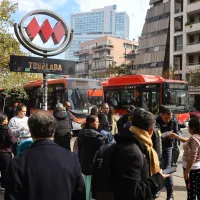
left=189, top=35, right=194, bottom=44
left=174, top=55, right=182, bottom=70
left=105, top=90, right=120, bottom=107
left=174, top=35, right=183, bottom=51
left=175, top=0, right=183, bottom=14
left=188, top=55, right=194, bottom=65
left=174, top=16, right=183, bottom=32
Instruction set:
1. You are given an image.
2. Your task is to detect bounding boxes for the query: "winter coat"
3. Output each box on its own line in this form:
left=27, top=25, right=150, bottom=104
left=111, top=130, right=165, bottom=200
left=53, top=110, right=72, bottom=151
left=77, top=128, right=105, bottom=175
left=0, top=124, right=15, bottom=153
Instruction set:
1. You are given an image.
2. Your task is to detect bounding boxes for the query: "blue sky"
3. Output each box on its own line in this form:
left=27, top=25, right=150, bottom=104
left=9, top=0, right=149, bottom=59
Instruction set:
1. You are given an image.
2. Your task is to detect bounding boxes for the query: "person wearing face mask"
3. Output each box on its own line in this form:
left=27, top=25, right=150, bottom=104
left=8, top=104, right=30, bottom=156
left=77, top=115, right=106, bottom=200
left=156, top=106, right=179, bottom=200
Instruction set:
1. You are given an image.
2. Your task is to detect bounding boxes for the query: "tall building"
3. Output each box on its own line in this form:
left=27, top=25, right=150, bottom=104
left=170, top=0, right=200, bottom=105
left=65, top=5, right=130, bottom=61
left=74, top=36, right=138, bottom=78
left=133, top=0, right=171, bottom=76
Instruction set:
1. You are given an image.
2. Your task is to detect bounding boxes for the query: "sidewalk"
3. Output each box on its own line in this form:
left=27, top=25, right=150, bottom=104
left=158, top=149, right=187, bottom=200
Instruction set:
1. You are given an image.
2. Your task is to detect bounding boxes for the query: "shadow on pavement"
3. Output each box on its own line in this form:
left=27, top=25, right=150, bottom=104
left=173, top=185, right=187, bottom=192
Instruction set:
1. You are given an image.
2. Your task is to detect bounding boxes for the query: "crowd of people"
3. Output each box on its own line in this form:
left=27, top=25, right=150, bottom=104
left=0, top=102, right=199, bottom=200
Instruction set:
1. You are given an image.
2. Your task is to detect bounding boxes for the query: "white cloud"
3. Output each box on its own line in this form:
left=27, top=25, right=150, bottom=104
left=13, top=0, right=69, bottom=12
left=74, top=0, right=150, bottom=41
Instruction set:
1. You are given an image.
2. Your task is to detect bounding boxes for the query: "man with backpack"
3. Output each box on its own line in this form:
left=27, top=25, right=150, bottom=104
left=92, top=109, right=169, bottom=200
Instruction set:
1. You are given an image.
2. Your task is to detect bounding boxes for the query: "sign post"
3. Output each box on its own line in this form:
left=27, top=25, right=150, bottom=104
left=12, top=9, right=74, bottom=110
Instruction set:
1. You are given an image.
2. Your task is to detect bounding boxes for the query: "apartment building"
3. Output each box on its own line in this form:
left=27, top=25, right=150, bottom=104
left=170, top=0, right=200, bottom=104
left=133, top=0, right=171, bottom=76
left=65, top=5, right=130, bottom=61
left=74, top=36, right=138, bottom=78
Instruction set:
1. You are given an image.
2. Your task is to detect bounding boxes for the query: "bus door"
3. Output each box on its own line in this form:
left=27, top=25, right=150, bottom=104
left=139, top=85, right=160, bottom=114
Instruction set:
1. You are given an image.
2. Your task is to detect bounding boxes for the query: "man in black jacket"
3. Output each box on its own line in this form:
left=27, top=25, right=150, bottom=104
left=5, top=110, right=85, bottom=200
left=156, top=107, right=179, bottom=200
left=112, top=109, right=168, bottom=200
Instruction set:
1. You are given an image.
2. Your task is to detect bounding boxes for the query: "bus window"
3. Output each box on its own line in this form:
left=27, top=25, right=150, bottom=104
left=140, top=91, right=160, bottom=114
left=105, top=91, right=120, bottom=107
left=121, top=90, right=139, bottom=107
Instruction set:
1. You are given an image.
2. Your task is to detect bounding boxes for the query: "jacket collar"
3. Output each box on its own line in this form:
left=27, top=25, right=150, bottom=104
left=114, top=130, right=147, bottom=154
left=31, top=139, right=56, bottom=147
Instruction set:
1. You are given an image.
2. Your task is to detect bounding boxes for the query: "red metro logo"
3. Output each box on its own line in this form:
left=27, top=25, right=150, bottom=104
left=14, top=10, right=73, bottom=57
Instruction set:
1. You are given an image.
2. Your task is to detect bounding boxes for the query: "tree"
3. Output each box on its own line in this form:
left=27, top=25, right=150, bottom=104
left=106, top=62, right=132, bottom=77
left=0, top=0, right=42, bottom=97
left=187, top=67, right=200, bottom=86
left=162, top=66, right=181, bottom=80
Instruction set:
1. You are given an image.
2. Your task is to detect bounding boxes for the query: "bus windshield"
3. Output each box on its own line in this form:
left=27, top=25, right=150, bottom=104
left=164, top=83, right=189, bottom=112
left=68, top=88, right=104, bottom=114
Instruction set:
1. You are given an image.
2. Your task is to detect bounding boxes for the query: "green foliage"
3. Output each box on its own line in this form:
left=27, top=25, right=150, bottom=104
left=187, top=67, right=200, bottom=86
left=106, top=62, right=132, bottom=77
left=0, top=0, right=42, bottom=97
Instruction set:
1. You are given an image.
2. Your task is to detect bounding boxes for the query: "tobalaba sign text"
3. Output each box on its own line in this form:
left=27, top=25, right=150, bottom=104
left=10, top=55, right=75, bottom=75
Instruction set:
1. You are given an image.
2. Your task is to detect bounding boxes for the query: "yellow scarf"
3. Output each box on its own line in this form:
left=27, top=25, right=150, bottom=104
left=129, top=126, right=160, bottom=175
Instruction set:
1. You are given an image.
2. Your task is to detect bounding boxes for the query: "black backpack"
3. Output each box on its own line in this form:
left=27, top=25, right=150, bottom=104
left=152, top=125, right=162, bottom=162
left=91, top=143, right=144, bottom=200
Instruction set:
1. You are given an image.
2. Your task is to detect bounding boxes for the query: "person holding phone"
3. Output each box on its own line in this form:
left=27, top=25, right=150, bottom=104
left=169, top=117, right=200, bottom=200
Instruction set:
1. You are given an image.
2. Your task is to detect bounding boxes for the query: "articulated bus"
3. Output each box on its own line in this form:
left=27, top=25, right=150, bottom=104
left=22, top=78, right=104, bottom=132
left=103, top=75, right=190, bottom=126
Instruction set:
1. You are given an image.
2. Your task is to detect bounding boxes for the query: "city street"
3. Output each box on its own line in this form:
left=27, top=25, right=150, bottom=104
left=0, top=129, right=189, bottom=199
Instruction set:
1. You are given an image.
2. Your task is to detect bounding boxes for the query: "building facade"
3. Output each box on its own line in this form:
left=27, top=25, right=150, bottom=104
left=74, top=36, right=138, bottom=78
left=133, top=0, right=171, bottom=76
left=65, top=5, right=130, bottom=61
left=170, top=0, right=200, bottom=105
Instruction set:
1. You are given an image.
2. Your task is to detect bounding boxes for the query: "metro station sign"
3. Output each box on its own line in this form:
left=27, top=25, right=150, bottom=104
left=14, top=9, right=73, bottom=57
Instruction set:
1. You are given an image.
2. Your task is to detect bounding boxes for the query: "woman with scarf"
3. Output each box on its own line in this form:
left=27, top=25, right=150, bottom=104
left=77, top=115, right=105, bottom=200
left=111, top=109, right=168, bottom=200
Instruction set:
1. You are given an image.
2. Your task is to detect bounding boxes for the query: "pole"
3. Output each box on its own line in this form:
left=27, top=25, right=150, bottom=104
left=43, top=54, right=48, bottom=110
left=42, top=72, right=48, bottom=110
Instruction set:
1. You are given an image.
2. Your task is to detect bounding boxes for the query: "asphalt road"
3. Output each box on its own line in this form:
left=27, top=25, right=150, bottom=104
left=0, top=130, right=190, bottom=200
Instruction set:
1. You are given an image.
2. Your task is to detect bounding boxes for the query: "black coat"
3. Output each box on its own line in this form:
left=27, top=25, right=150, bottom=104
left=4, top=139, right=85, bottom=200
left=53, top=110, right=72, bottom=150
left=0, top=125, right=15, bottom=153
left=77, top=128, right=105, bottom=175
left=112, top=131, right=165, bottom=200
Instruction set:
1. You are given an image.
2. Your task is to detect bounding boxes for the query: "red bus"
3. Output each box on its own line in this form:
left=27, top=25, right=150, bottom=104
left=23, top=77, right=104, bottom=132
left=103, top=75, right=190, bottom=126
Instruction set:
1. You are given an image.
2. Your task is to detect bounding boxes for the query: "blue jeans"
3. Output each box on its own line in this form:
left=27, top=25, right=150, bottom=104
left=162, top=147, right=173, bottom=190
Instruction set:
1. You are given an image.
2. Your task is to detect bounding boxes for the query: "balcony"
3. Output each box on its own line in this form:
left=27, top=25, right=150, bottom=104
left=187, top=0, right=200, bottom=13
left=185, top=21, right=200, bottom=33
left=92, top=55, right=114, bottom=60
left=73, top=49, right=93, bottom=56
left=185, top=42, right=200, bottom=53
left=92, top=44, right=114, bottom=52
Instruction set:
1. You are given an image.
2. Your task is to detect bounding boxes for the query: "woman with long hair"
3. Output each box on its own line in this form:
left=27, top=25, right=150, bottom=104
left=170, top=117, right=200, bottom=200
left=0, top=113, right=15, bottom=190
left=77, top=115, right=105, bottom=200
left=108, top=106, right=119, bottom=135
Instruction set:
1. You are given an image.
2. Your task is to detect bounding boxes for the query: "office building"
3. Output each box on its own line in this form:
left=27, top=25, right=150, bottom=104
left=74, top=36, right=138, bottom=78
left=133, top=0, right=171, bottom=76
left=65, top=5, right=130, bottom=61
left=170, top=0, right=200, bottom=105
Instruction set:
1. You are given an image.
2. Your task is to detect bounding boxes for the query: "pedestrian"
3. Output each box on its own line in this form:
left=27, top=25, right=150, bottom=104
left=108, top=106, right=119, bottom=135
left=111, top=109, right=168, bottom=200
left=16, top=138, right=33, bottom=155
left=169, top=117, right=200, bottom=200
left=98, top=103, right=110, bottom=132
left=5, top=110, right=85, bottom=200
left=90, top=106, right=99, bottom=116
left=77, top=115, right=105, bottom=200
left=53, top=104, right=72, bottom=151
left=156, top=106, right=179, bottom=200
left=0, top=113, right=15, bottom=190
left=8, top=104, right=30, bottom=156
